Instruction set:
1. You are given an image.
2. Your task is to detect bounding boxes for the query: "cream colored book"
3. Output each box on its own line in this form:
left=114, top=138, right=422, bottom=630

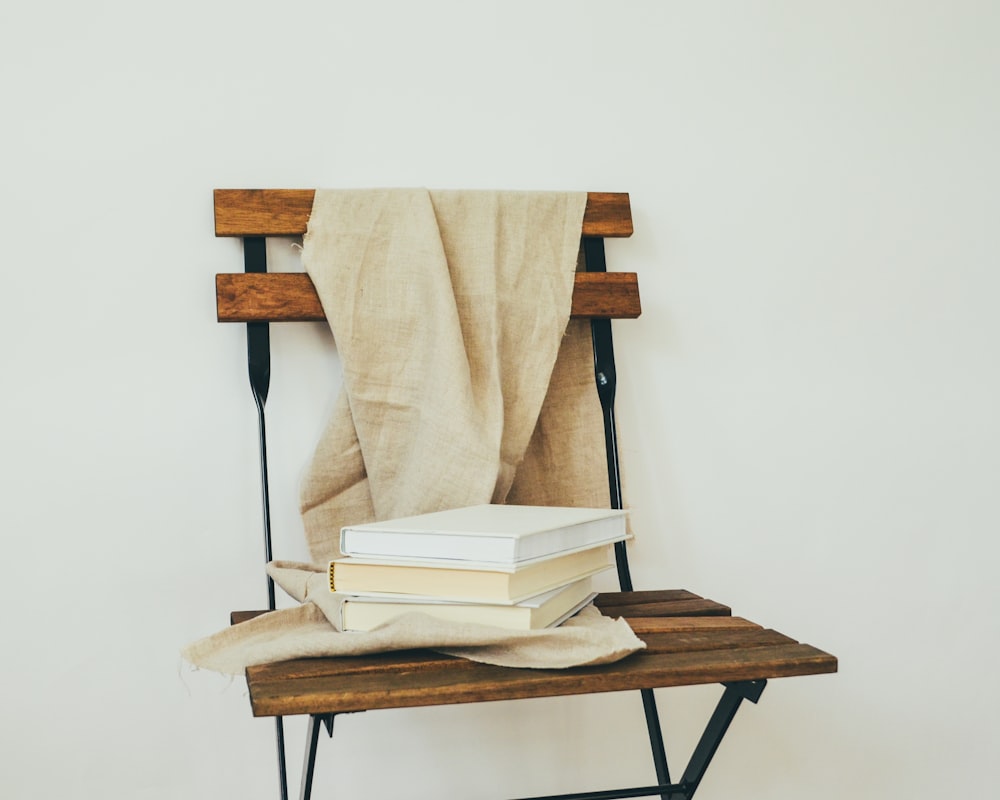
left=339, top=504, right=627, bottom=564
left=330, top=543, right=614, bottom=604
left=340, top=578, right=597, bottom=632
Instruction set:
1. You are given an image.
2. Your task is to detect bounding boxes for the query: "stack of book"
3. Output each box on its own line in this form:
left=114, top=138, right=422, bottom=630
left=329, top=504, right=628, bottom=631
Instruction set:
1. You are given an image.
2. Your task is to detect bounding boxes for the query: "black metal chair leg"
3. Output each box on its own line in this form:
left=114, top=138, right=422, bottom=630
left=273, top=717, right=289, bottom=800
left=299, top=715, right=323, bottom=800
left=514, top=680, right=767, bottom=800
left=668, top=680, right=767, bottom=800
left=640, top=688, right=671, bottom=796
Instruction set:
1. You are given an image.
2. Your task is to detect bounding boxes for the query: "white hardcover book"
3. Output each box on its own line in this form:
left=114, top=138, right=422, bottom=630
left=329, top=543, right=616, bottom=605
left=340, top=577, right=597, bottom=632
left=339, top=504, right=627, bottom=564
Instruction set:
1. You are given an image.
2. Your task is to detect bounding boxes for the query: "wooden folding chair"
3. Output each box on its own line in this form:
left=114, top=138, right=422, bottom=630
left=213, top=189, right=837, bottom=800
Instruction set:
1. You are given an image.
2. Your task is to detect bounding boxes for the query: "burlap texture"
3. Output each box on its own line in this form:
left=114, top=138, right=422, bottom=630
left=182, top=562, right=642, bottom=674
left=300, top=189, right=610, bottom=561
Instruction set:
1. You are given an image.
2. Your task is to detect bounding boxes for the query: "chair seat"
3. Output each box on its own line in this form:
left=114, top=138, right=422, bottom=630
left=232, top=590, right=836, bottom=718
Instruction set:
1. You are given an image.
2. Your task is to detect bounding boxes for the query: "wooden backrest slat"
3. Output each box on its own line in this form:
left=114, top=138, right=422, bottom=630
left=214, top=190, right=633, bottom=238
left=216, top=272, right=641, bottom=322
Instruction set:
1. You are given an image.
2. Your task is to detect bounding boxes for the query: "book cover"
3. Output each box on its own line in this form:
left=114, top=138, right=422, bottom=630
left=330, top=543, right=615, bottom=604
left=339, top=504, right=627, bottom=564
left=340, top=577, right=597, bottom=632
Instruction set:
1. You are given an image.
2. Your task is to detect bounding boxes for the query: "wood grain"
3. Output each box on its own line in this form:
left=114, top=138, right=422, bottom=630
left=622, top=616, right=759, bottom=635
left=246, top=642, right=837, bottom=717
left=595, top=589, right=703, bottom=606
left=236, top=588, right=838, bottom=718
left=603, top=598, right=733, bottom=617
left=214, top=190, right=633, bottom=238
left=595, top=588, right=732, bottom=618
left=216, top=272, right=641, bottom=322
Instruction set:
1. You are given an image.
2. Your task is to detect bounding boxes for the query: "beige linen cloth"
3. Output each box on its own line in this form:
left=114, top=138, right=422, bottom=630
left=182, top=189, right=644, bottom=674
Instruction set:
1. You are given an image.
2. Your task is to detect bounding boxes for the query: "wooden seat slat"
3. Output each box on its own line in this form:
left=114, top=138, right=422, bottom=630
left=214, top=190, right=634, bottom=238
left=595, top=589, right=702, bottom=605
left=639, top=628, right=796, bottom=655
left=246, top=639, right=837, bottom=717
left=598, top=598, right=732, bottom=617
left=623, top=616, right=761, bottom=635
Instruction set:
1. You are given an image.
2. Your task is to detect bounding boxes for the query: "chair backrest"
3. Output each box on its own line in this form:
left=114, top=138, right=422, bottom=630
left=214, top=190, right=641, bottom=322
left=214, top=189, right=643, bottom=598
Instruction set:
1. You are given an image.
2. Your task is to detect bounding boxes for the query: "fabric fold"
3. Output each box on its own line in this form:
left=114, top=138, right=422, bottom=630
left=180, top=561, right=644, bottom=675
left=299, top=189, right=608, bottom=563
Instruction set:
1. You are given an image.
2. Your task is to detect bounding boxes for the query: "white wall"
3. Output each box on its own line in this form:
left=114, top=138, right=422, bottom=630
left=3, top=2, right=997, bottom=797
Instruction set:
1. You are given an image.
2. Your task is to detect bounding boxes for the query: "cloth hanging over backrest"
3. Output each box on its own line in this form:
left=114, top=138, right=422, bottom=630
left=300, top=188, right=612, bottom=562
